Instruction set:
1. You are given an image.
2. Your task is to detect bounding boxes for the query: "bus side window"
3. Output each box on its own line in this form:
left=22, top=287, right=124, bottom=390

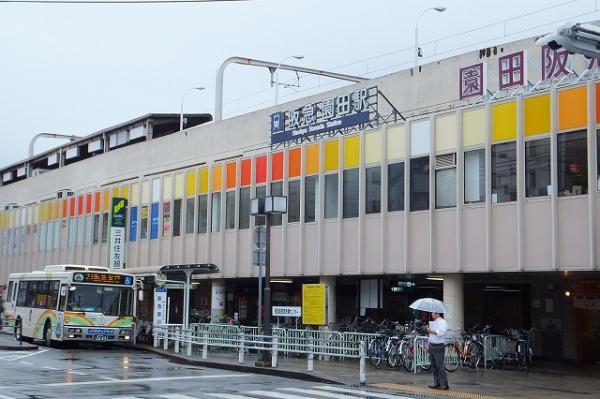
left=26, top=281, right=38, bottom=308
left=58, top=285, right=68, bottom=311
left=6, top=281, right=14, bottom=304
left=47, top=281, right=60, bottom=310
left=16, top=282, right=28, bottom=307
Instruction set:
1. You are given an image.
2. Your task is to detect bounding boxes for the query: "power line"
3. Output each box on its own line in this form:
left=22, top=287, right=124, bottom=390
left=0, top=0, right=247, bottom=3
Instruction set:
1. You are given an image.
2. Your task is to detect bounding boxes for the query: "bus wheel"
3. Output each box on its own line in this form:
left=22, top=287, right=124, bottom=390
left=43, top=322, right=54, bottom=348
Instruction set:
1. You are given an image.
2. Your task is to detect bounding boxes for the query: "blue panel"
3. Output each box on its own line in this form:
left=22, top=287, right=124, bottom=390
left=150, top=202, right=159, bottom=240
left=129, top=206, right=138, bottom=242
left=271, top=112, right=370, bottom=145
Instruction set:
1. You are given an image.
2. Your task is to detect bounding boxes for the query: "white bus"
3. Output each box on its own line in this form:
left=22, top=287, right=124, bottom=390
left=2, top=265, right=135, bottom=346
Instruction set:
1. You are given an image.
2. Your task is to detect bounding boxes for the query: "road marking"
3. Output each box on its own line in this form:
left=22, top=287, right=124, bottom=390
left=101, top=376, right=119, bottom=381
left=67, top=370, right=87, bottom=376
left=281, top=388, right=367, bottom=399
left=160, top=395, right=203, bottom=399
left=205, top=394, right=260, bottom=399
left=247, top=391, right=319, bottom=399
left=0, top=349, right=48, bottom=362
left=20, top=361, right=33, bottom=366
left=313, top=386, right=413, bottom=399
left=43, top=366, right=59, bottom=371
left=38, top=374, right=249, bottom=387
left=0, top=394, right=16, bottom=399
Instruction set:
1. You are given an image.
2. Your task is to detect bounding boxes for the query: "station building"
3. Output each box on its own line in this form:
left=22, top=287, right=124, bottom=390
left=1, top=35, right=600, bottom=363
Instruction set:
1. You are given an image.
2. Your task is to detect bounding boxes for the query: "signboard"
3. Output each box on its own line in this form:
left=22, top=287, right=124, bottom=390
left=154, top=287, right=167, bottom=326
left=108, top=197, right=127, bottom=270
left=270, top=87, right=378, bottom=145
left=72, top=272, right=133, bottom=285
left=272, top=306, right=301, bottom=318
left=459, top=63, right=484, bottom=100
left=302, top=284, right=327, bottom=326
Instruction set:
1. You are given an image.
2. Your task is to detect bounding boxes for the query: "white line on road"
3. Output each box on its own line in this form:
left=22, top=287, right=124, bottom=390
left=100, top=376, right=119, bottom=381
left=0, top=394, right=16, bottom=399
left=313, top=386, right=414, bottom=399
left=160, top=394, right=204, bottom=399
left=247, top=391, right=319, bottom=399
left=38, top=374, right=249, bottom=387
left=281, top=388, right=366, bottom=399
left=43, top=366, right=59, bottom=371
left=205, top=393, right=261, bottom=399
left=19, top=361, right=33, bottom=366
left=68, top=370, right=87, bottom=376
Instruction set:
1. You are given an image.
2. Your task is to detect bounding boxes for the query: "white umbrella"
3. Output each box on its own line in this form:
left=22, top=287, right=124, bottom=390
left=409, top=298, right=448, bottom=314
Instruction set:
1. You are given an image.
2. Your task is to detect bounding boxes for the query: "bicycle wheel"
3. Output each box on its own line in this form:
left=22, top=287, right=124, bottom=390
left=368, top=338, right=385, bottom=368
left=444, top=343, right=460, bottom=372
left=466, top=341, right=483, bottom=369
left=400, top=341, right=414, bottom=372
left=387, top=341, right=400, bottom=368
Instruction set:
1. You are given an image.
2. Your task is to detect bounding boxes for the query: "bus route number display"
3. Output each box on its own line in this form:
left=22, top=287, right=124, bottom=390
left=73, top=272, right=133, bottom=285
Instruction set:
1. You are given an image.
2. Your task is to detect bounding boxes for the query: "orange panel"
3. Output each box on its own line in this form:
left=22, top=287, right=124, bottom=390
left=86, top=194, right=92, bottom=214
left=288, top=148, right=301, bottom=178
left=226, top=162, right=237, bottom=189
left=94, top=192, right=101, bottom=213
left=77, top=195, right=84, bottom=216
left=54, top=201, right=60, bottom=220
left=241, top=158, right=251, bottom=186
left=305, top=144, right=319, bottom=175
left=212, top=164, right=223, bottom=191
left=558, top=86, right=587, bottom=131
left=62, top=199, right=68, bottom=218
left=256, top=155, right=267, bottom=183
left=69, top=197, right=76, bottom=217
left=102, top=189, right=110, bottom=212
left=272, top=152, right=284, bottom=181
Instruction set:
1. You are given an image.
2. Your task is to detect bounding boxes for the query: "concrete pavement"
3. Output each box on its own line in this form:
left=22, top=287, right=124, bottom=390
left=0, top=330, right=38, bottom=351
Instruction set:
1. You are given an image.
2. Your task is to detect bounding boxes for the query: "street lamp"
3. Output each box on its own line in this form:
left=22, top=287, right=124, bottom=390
left=180, top=87, right=205, bottom=131
left=273, top=55, right=304, bottom=106
left=414, top=6, right=446, bottom=111
left=251, top=195, right=288, bottom=367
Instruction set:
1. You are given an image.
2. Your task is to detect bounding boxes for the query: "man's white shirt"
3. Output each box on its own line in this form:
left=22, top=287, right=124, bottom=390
left=428, top=317, right=448, bottom=344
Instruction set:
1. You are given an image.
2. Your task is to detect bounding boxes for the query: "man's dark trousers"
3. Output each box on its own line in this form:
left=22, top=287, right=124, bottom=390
left=429, top=343, right=448, bottom=387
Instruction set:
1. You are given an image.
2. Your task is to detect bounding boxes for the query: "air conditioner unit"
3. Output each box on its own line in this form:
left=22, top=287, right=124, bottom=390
left=57, top=189, right=74, bottom=199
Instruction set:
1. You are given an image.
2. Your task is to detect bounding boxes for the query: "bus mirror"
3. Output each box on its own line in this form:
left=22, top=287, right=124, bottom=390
left=138, top=290, right=144, bottom=302
left=60, top=286, right=68, bottom=296
left=69, top=286, right=77, bottom=292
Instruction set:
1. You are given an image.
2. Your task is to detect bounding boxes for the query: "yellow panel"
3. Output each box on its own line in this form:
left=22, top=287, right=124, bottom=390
left=142, top=181, right=150, bottom=203
left=174, top=174, right=184, bottom=199
left=387, top=125, right=406, bottom=160
left=40, top=203, right=46, bottom=223
left=492, top=101, right=517, bottom=142
left=435, top=113, right=457, bottom=152
left=46, top=202, right=53, bottom=220
left=120, top=185, right=130, bottom=201
left=524, top=95, right=551, bottom=136
left=559, top=86, right=588, bottom=131
left=344, top=135, right=360, bottom=168
left=212, top=165, right=223, bottom=192
left=324, top=140, right=339, bottom=172
left=365, top=130, right=382, bottom=164
left=112, top=187, right=119, bottom=199
left=305, top=144, right=320, bottom=175
left=0, top=211, right=6, bottom=229
left=199, top=168, right=209, bottom=194
left=103, top=189, right=110, bottom=212
left=186, top=170, right=196, bottom=197
left=463, top=108, right=486, bottom=147
left=163, top=175, right=172, bottom=200
left=131, top=183, right=140, bottom=206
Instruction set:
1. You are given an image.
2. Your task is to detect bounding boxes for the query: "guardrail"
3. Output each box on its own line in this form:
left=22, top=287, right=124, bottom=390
left=483, top=334, right=508, bottom=369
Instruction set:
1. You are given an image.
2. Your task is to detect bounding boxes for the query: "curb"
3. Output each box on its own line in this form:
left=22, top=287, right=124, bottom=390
left=121, top=344, right=343, bottom=385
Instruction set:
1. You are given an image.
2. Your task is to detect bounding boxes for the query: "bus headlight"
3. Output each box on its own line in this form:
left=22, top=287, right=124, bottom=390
left=68, top=328, right=83, bottom=334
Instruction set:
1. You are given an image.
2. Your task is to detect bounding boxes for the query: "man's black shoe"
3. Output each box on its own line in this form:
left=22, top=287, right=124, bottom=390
left=437, top=386, right=450, bottom=390
left=428, top=385, right=440, bottom=389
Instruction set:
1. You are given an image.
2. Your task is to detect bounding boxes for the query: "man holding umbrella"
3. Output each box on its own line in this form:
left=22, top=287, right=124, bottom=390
left=409, top=298, right=449, bottom=391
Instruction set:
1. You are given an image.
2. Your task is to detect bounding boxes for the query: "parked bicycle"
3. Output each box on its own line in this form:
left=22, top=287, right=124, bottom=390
left=496, top=328, right=535, bottom=371
left=444, top=325, right=489, bottom=372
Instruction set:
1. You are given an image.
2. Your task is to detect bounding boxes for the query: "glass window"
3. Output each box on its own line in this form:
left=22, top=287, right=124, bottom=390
left=324, top=174, right=338, bottom=219
left=388, top=162, right=404, bottom=212
left=46, top=222, right=53, bottom=251
left=101, top=213, right=109, bottom=243
left=365, top=166, right=381, bottom=214
left=288, top=180, right=301, bottom=223
left=85, top=215, right=93, bottom=245
left=239, top=187, right=250, bottom=230
left=93, top=214, right=100, bottom=244
left=410, top=157, right=429, bottom=211
left=185, top=198, right=195, bottom=234
left=464, top=149, right=485, bottom=203
left=16, top=281, right=28, bottom=307
left=68, top=218, right=76, bottom=248
left=197, top=195, right=208, bottom=234
left=558, top=130, right=588, bottom=196
left=173, top=199, right=182, bottom=237
left=162, top=202, right=172, bottom=237
left=53, top=221, right=60, bottom=250
left=140, top=206, right=149, bottom=239
left=225, top=191, right=235, bottom=229
left=491, top=142, right=517, bottom=203
left=343, top=169, right=359, bottom=218
left=436, top=168, right=456, bottom=208
left=255, top=186, right=266, bottom=227
left=39, top=223, right=47, bottom=251
left=305, top=175, right=319, bottom=222
left=7, top=281, right=14, bottom=304
left=525, top=138, right=551, bottom=197
left=211, top=192, right=221, bottom=232
left=270, top=182, right=283, bottom=226
left=76, top=217, right=84, bottom=247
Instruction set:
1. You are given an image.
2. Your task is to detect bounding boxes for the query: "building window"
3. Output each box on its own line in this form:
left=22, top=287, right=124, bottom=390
left=47, top=222, right=54, bottom=251
left=464, top=149, right=485, bottom=203
left=84, top=215, right=93, bottom=245
left=324, top=174, right=338, bottom=219
left=365, top=166, right=381, bottom=214
left=197, top=195, right=208, bottom=234
left=101, top=213, right=108, bottom=243
left=255, top=186, right=266, bottom=227
left=525, top=138, right=551, bottom=197
left=76, top=217, right=84, bottom=247
left=185, top=198, right=195, bottom=234
left=435, top=154, right=457, bottom=209
left=305, top=175, right=319, bottom=222
left=225, top=191, right=235, bottom=230
left=211, top=192, right=221, bottom=232
left=343, top=169, right=359, bottom=218
left=162, top=202, right=172, bottom=237
left=40, top=223, right=47, bottom=252
left=492, top=142, right=517, bottom=203
left=288, top=180, right=301, bottom=223
left=173, top=199, right=182, bottom=237
left=239, top=187, right=250, bottom=230
left=410, top=156, right=429, bottom=211
left=270, top=182, right=283, bottom=226
left=93, top=214, right=100, bottom=243
left=558, top=130, right=588, bottom=196
left=387, top=162, right=404, bottom=212
left=140, top=206, right=149, bottom=239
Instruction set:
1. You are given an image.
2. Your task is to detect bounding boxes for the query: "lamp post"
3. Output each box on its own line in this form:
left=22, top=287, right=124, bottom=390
left=251, top=195, right=288, bottom=367
left=414, top=6, right=446, bottom=111
left=180, top=87, right=205, bottom=131
left=274, top=55, right=304, bottom=106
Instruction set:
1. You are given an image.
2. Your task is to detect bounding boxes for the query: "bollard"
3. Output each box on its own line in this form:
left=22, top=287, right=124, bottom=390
left=202, top=331, right=208, bottom=360
left=238, top=332, right=245, bottom=364
left=307, top=338, right=314, bottom=372
left=174, top=326, right=180, bottom=353
left=154, top=330, right=159, bottom=348
left=359, top=340, right=366, bottom=386
left=272, top=336, right=278, bottom=368
left=163, top=327, right=169, bottom=350
left=186, top=330, right=193, bottom=357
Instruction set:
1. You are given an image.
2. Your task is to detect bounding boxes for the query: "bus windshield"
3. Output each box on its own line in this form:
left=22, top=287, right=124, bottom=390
left=66, top=285, right=133, bottom=316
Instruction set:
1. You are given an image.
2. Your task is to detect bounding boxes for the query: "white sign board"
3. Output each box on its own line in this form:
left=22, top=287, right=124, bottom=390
left=154, top=288, right=167, bottom=325
left=272, top=306, right=302, bottom=318
left=109, top=227, right=125, bottom=270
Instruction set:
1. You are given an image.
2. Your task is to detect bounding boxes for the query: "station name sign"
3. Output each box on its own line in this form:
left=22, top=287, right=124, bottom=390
left=270, top=86, right=377, bottom=145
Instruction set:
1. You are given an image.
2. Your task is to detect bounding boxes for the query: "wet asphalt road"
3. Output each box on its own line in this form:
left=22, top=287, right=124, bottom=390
left=0, top=346, right=420, bottom=399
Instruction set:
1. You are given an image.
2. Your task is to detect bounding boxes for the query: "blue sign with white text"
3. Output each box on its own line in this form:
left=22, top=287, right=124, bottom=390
left=150, top=202, right=159, bottom=240
left=271, top=112, right=370, bottom=145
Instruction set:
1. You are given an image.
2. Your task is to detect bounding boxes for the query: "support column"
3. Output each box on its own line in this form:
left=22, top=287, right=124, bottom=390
left=320, top=276, right=337, bottom=330
left=443, top=274, right=464, bottom=331
left=210, top=279, right=226, bottom=322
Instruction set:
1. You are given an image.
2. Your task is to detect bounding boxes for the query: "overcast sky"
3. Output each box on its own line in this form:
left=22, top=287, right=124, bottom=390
left=0, top=0, right=598, bottom=167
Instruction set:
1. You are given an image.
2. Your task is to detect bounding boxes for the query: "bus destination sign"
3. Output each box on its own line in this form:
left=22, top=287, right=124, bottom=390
left=73, top=272, right=134, bottom=286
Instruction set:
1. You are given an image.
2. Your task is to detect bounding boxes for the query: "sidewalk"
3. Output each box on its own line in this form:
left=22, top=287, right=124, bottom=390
left=136, top=343, right=600, bottom=399
left=0, top=330, right=38, bottom=351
